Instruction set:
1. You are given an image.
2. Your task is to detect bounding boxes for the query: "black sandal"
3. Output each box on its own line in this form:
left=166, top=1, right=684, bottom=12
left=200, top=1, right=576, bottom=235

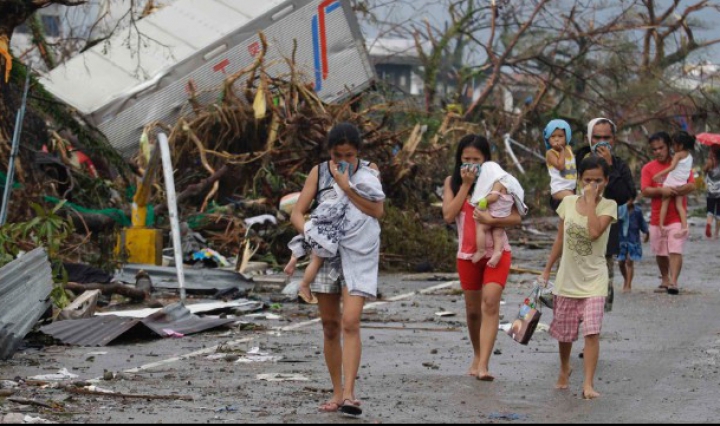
left=339, top=399, right=362, bottom=417
left=667, top=285, right=679, bottom=295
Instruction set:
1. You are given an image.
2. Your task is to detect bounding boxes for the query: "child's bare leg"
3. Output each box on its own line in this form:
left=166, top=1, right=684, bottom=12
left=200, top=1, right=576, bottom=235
left=621, top=260, right=634, bottom=292
left=659, top=196, right=671, bottom=235
left=552, top=190, right=574, bottom=203
left=298, top=255, right=323, bottom=303
left=487, top=227, right=505, bottom=268
left=674, top=195, right=689, bottom=238
left=556, top=341, right=573, bottom=389
left=582, top=334, right=600, bottom=399
left=472, top=223, right=491, bottom=263
left=284, top=255, right=299, bottom=276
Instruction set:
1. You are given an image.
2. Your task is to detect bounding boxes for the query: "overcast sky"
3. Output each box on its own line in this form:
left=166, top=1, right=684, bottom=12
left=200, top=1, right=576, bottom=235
left=360, top=0, right=720, bottom=64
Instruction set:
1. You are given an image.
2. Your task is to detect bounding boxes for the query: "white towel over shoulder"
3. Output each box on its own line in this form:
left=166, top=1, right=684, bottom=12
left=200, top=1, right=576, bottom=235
left=304, top=166, right=385, bottom=298
left=470, top=161, right=528, bottom=216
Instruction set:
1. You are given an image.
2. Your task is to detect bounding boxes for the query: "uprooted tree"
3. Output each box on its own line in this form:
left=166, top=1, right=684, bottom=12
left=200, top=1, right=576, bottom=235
left=4, top=0, right=720, bottom=273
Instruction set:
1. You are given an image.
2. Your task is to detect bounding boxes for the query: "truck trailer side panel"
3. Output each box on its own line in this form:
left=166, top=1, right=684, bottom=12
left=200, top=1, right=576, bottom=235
left=40, top=0, right=375, bottom=158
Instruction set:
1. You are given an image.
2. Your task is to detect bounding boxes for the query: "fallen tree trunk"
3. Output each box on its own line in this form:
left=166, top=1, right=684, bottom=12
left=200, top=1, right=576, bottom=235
left=64, top=282, right=148, bottom=301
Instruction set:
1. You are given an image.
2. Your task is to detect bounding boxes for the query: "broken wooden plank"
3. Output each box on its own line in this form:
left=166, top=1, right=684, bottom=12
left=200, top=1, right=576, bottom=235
left=58, top=290, right=100, bottom=321
left=66, top=387, right=193, bottom=401
left=7, top=397, right=54, bottom=409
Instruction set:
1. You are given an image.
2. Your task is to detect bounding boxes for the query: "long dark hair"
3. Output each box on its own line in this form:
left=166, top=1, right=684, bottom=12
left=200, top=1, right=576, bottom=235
left=327, top=122, right=362, bottom=150
left=450, top=134, right=492, bottom=195
left=671, top=130, right=695, bottom=152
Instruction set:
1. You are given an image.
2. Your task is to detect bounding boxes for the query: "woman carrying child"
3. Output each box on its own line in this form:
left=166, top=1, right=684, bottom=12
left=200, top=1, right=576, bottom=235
left=289, top=122, right=384, bottom=417
left=442, top=134, right=524, bottom=381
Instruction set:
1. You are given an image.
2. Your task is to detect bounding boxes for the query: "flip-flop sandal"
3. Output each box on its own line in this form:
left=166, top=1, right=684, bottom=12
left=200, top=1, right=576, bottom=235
left=667, top=286, right=679, bottom=295
left=339, top=399, right=363, bottom=417
left=298, top=289, right=318, bottom=304
left=653, top=285, right=668, bottom=294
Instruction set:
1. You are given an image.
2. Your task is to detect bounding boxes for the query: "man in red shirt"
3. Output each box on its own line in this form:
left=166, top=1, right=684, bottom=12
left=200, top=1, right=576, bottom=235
left=641, top=132, right=696, bottom=295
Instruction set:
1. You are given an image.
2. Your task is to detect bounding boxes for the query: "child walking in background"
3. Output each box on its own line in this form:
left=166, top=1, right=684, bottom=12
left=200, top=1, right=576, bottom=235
left=544, top=119, right=577, bottom=211
left=618, top=195, right=649, bottom=293
left=542, top=156, right=618, bottom=400
left=652, top=131, right=695, bottom=237
left=469, top=161, right=525, bottom=267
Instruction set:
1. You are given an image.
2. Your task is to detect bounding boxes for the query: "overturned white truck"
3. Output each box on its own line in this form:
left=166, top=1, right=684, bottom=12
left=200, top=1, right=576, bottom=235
left=40, top=0, right=376, bottom=158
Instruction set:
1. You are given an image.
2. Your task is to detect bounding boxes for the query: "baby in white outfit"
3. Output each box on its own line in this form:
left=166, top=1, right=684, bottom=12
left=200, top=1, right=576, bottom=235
left=469, top=163, right=515, bottom=267
left=652, top=131, right=695, bottom=237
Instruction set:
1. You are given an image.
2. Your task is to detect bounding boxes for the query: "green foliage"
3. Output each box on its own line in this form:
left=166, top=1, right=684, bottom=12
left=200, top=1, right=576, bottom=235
left=514, top=162, right=553, bottom=217
left=0, top=201, right=74, bottom=308
left=379, top=202, right=457, bottom=272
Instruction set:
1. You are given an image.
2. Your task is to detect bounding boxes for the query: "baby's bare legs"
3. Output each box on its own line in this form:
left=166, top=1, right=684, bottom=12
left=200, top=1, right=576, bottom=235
left=487, top=227, right=505, bottom=268
left=552, top=190, right=574, bottom=204
left=284, top=255, right=299, bottom=276
left=659, top=196, right=671, bottom=235
left=472, top=223, right=492, bottom=263
left=298, top=254, right=324, bottom=303
left=675, top=195, right=689, bottom=238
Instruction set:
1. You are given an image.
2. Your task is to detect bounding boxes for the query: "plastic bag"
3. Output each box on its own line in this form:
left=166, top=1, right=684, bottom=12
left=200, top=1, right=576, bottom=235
left=537, top=278, right=554, bottom=309
left=506, top=284, right=543, bottom=345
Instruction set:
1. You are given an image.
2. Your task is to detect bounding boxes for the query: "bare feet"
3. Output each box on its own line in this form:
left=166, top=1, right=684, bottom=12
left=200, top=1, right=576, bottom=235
left=467, top=357, right=481, bottom=376
left=555, top=366, right=573, bottom=389
left=476, top=371, right=495, bottom=381
left=318, top=399, right=342, bottom=412
left=487, top=251, right=502, bottom=268
left=582, top=387, right=600, bottom=400
left=284, top=257, right=297, bottom=276
left=622, top=286, right=631, bottom=294
left=471, top=251, right=484, bottom=264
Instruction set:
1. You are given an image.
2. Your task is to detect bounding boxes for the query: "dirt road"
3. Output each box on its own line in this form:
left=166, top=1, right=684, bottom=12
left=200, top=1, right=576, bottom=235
left=2, top=226, right=719, bottom=423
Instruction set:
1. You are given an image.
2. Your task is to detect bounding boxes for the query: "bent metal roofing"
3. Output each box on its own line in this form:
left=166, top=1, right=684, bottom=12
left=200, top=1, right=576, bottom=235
left=0, top=248, right=53, bottom=360
left=40, top=302, right=236, bottom=346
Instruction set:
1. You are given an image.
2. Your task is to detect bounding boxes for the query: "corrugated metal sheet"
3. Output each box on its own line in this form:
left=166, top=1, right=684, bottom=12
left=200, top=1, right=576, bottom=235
left=141, top=302, right=237, bottom=336
left=38, top=315, right=143, bottom=346
left=40, top=302, right=236, bottom=346
left=0, top=248, right=53, bottom=360
left=114, top=264, right=253, bottom=291
left=95, top=300, right=263, bottom=318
